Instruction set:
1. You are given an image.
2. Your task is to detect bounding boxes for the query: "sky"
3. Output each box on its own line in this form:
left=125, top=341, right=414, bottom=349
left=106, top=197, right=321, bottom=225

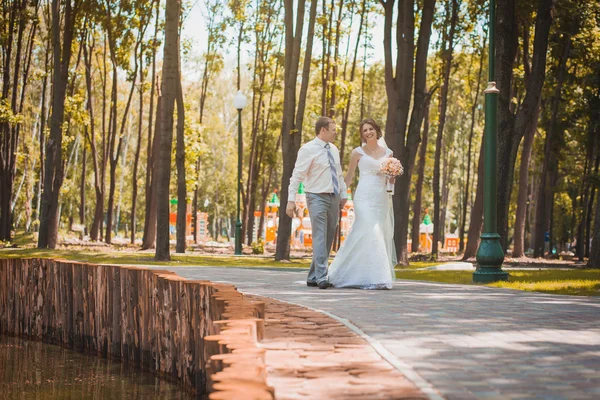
left=179, top=1, right=387, bottom=81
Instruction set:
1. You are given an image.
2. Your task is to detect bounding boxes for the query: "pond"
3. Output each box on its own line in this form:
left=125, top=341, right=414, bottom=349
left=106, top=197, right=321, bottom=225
left=0, top=335, right=198, bottom=399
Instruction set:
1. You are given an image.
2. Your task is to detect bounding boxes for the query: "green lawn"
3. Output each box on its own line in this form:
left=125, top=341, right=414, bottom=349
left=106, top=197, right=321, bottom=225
left=0, top=247, right=436, bottom=270
left=6, top=247, right=596, bottom=296
left=396, top=269, right=600, bottom=296
left=0, top=248, right=312, bottom=268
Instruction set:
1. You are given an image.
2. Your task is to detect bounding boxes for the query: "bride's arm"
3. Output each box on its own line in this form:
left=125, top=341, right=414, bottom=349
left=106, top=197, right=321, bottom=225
left=344, top=150, right=361, bottom=188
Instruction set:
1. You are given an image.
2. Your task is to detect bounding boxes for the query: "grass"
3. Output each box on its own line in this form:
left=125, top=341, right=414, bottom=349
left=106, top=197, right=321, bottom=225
left=395, top=261, right=442, bottom=270
left=0, top=247, right=442, bottom=270
left=395, top=269, right=600, bottom=296
left=0, top=248, right=312, bottom=268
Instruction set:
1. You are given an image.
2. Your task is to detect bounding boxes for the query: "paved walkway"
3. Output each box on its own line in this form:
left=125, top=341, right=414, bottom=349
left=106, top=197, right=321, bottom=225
left=154, top=266, right=600, bottom=400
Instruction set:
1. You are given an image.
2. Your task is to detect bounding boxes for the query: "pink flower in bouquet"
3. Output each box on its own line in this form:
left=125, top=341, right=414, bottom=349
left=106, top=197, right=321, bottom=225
left=379, top=157, right=404, bottom=176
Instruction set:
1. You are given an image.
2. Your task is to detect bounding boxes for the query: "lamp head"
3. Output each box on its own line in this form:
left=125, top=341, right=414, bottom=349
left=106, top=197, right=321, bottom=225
left=233, top=90, right=247, bottom=110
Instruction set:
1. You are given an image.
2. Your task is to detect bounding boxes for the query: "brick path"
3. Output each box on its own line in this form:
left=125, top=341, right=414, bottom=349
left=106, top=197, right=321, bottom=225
left=157, top=267, right=600, bottom=400
left=248, top=294, right=426, bottom=399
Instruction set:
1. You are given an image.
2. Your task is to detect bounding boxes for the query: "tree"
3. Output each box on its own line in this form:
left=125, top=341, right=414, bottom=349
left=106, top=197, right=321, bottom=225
left=1, top=0, right=40, bottom=241
left=459, top=23, right=486, bottom=253
left=193, top=0, right=225, bottom=243
left=411, top=95, right=433, bottom=252
left=496, top=0, right=555, bottom=252
left=175, top=48, right=186, bottom=253
left=155, top=0, right=181, bottom=261
left=243, top=0, right=282, bottom=245
left=380, top=0, right=436, bottom=264
left=512, top=15, right=541, bottom=257
left=141, top=0, right=162, bottom=250
left=131, top=0, right=156, bottom=245
left=275, top=0, right=318, bottom=260
left=432, top=0, right=459, bottom=257
left=101, top=0, right=144, bottom=244
left=38, top=0, right=82, bottom=248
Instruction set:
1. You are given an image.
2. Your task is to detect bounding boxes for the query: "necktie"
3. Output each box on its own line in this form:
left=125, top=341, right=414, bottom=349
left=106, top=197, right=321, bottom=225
left=324, top=143, right=339, bottom=196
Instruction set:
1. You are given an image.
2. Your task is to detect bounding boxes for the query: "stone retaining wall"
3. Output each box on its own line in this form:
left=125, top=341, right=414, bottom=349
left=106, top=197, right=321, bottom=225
left=0, top=258, right=273, bottom=399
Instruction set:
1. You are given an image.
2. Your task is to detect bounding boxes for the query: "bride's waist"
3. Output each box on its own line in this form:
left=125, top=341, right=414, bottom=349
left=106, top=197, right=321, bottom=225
left=358, top=174, right=386, bottom=183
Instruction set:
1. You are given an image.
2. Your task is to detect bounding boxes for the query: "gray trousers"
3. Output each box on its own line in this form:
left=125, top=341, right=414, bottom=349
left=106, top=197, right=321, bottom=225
left=306, top=192, right=340, bottom=284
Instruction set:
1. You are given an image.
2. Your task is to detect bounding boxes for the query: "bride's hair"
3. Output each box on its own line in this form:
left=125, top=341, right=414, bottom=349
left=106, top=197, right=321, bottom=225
left=359, top=118, right=382, bottom=143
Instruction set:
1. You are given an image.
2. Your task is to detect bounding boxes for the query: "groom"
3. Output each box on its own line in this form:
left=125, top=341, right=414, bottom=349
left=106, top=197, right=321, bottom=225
left=286, top=117, right=347, bottom=289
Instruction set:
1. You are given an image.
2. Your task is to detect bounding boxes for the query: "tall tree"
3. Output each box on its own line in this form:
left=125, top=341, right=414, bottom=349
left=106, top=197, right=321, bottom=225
left=131, top=0, right=155, bottom=244
left=275, top=0, right=318, bottom=260
left=496, top=0, right=555, bottom=251
left=243, top=0, right=282, bottom=245
left=381, top=0, right=436, bottom=264
left=459, top=26, right=487, bottom=253
left=175, top=48, right=186, bottom=253
left=513, top=17, right=541, bottom=258
left=533, top=33, right=572, bottom=257
left=432, top=0, right=459, bottom=256
left=102, top=0, right=143, bottom=243
left=141, top=0, right=161, bottom=250
left=0, top=0, right=40, bottom=241
left=38, top=0, right=82, bottom=248
left=411, top=96, right=432, bottom=252
left=193, top=0, right=225, bottom=243
left=155, top=0, right=181, bottom=261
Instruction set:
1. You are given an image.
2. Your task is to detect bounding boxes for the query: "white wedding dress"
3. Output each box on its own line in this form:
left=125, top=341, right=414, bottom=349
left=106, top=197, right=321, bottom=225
left=328, top=146, right=397, bottom=289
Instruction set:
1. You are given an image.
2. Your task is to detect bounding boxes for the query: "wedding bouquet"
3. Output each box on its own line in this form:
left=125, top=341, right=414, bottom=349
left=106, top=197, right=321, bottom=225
left=380, top=157, right=404, bottom=193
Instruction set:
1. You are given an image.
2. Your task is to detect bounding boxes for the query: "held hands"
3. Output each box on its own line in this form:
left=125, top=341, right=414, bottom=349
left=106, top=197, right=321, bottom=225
left=340, top=199, right=347, bottom=209
left=388, top=176, right=396, bottom=184
left=286, top=201, right=296, bottom=218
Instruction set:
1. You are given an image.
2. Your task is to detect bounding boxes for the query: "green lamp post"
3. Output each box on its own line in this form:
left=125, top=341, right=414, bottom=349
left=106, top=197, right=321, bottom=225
left=473, top=0, right=509, bottom=283
left=234, top=90, right=247, bottom=256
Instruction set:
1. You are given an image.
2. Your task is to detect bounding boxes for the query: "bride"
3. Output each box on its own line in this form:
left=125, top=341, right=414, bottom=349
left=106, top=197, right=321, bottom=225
left=327, top=118, right=397, bottom=289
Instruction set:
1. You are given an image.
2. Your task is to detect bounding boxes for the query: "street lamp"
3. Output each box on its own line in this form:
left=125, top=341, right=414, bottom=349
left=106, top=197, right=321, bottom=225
left=473, top=0, right=508, bottom=283
left=234, top=90, right=247, bottom=256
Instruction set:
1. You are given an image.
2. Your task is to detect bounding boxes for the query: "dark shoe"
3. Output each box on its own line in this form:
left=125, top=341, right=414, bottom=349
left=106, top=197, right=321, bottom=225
left=307, top=281, right=318, bottom=287
left=318, top=281, right=329, bottom=290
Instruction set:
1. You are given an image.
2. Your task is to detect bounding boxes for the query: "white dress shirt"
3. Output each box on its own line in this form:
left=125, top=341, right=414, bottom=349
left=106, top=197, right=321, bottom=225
left=288, top=137, right=347, bottom=202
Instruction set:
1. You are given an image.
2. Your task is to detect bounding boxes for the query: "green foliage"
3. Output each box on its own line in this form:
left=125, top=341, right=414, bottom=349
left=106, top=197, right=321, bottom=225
left=0, top=99, right=24, bottom=125
left=251, top=238, right=265, bottom=254
left=396, top=269, right=600, bottom=296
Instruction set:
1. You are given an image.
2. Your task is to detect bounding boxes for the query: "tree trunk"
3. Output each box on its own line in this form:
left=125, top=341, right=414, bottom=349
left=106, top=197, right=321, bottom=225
left=275, top=0, right=318, bottom=260
left=105, top=28, right=141, bottom=244
left=142, top=94, right=162, bottom=250
left=382, top=0, right=436, bottom=265
left=79, top=141, right=87, bottom=237
left=585, top=151, right=599, bottom=258
left=588, top=184, right=600, bottom=268
left=38, top=0, right=78, bottom=248
left=463, top=139, right=485, bottom=260
left=175, top=60, right=186, bottom=254
left=512, top=103, right=540, bottom=257
left=131, top=52, right=145, bottom=244
left=0, top=0, right=34, bottom=241
left=244, top=9, right=279, bottom=245
left=496, top=0, right=555, bottom=251
left=142, top=0, right=161, bottom=249
left=411, top=98, right=432, bottom=253
left=459, top=29, right=486, bottom=253
left=432, top=0, right=458, bottom=257
left=155, top=0, right=181, bottom=261
left=35, top=28, right=52, bottom=229
left=533, top=37, right=570, bottom=257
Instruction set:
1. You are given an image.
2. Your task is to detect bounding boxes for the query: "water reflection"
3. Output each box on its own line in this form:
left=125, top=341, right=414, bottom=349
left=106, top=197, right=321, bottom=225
left=0, top=335, right=196, bottom=399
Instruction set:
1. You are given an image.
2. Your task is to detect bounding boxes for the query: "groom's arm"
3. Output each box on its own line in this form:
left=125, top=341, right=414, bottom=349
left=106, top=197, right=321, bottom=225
left=286, top=147, right=311, bottom=218
left=287, top=145, right=311, bottom=208
left=336, top=149, right=347, bottom=202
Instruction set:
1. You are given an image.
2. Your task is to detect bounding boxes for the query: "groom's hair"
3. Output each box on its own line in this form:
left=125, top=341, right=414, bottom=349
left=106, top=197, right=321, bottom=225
left=315, top=116, right=334, bottom=136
